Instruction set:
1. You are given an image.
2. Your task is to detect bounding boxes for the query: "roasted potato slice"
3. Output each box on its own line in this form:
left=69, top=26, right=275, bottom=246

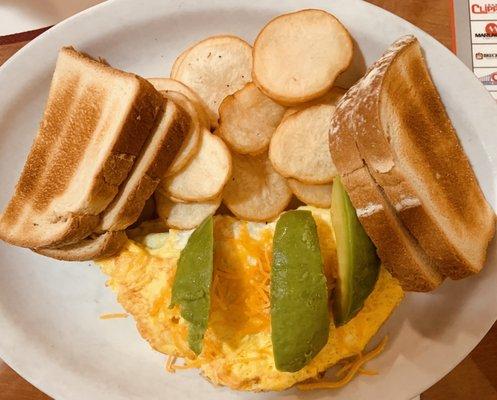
left=223, top=152, right=292, bottom=221
left=173, top=35, right=252, bottom=127
left=253, top=9, right=353, bottom=105
left=283, top=87, right=346, bottom=120
left=218, top=83, right=286, bottom=155
left=162, top=129, right=232, bottom=201
left=155, top=190, right=221, bottom=230
left=170, top=47, right=190, bottom=79
left=287, top=178, right=332, bottom=208
left=269, top=104, right=337, bottom=184
left=148, top=78, right=211, bottom=129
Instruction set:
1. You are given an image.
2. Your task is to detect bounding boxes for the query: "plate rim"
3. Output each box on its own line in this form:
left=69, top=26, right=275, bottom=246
left=0, top=1, right=496, bottom=399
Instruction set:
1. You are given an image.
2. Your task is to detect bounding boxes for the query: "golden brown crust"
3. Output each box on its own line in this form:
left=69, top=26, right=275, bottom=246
left=35, top=231, right=127, bottom=261
left=0, top=213, right=100, bottom=249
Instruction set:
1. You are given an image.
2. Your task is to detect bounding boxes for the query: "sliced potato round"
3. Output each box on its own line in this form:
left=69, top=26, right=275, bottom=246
left=148, top=78, right=211, bottom=129
left=287, top=178, right=332, bottom=208
left=218, top=82, right=286, bottom=155
left=269, top=104, right=337, bottom=184
left=253, top=9, right=353, bottom=105
left=223, top=152, right=292, bottom=221
left=162, top=129, right=232, bottom=201
left=173, top=35, right=253, bottom=127
left=283, top=86, right=346, bottom=120
left=155, top=191, right=221, bottom=230
left=158, top=90, right=201, bottom=176
left=170, top=47, right=190, bottom=79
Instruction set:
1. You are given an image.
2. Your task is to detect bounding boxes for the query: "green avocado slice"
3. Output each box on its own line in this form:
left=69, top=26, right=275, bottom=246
left=170, top=216, right=214, bottom=355
left=330, top=177, right=380, bottom=327
left=271, top=210, right=330, bottom=372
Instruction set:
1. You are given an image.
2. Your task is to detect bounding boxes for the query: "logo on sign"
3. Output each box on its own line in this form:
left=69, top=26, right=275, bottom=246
left=486, top=22, right=497, bottom=34
left=475, top=22, right=497, bottom=37
left=475, top=51, right=497, bottom=60
left=472, top=4, right=497, bottom=14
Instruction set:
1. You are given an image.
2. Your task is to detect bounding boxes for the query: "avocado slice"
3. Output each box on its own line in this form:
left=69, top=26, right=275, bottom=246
left=271, top=210, right=330, bottom=372
left=330, top=176, right=380, bottom=326
left=170, top=216, right=214, bottom=355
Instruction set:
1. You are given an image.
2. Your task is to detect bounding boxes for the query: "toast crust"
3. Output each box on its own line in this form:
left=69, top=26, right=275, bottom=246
left=35, top=231, right=127, bottom=261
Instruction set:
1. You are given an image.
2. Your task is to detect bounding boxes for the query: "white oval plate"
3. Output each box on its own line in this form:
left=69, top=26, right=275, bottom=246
left=0, top=1, right=496, bottom=399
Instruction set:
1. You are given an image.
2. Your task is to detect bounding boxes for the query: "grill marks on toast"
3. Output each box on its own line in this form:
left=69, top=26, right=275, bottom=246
left=383, top=50, right=476, bottom=222
left=2, top=77, right=80, bottom=223
left=99, top=100, right=191, bottom=232
left=35, top=83, right=106, bottom=213
left=375, top=39, right=495, bottom=278
left=0, top=47, right=164, bottom=249
left=330, top=36, right=445, bottom=291
left=332, top=35, right=495, bottom=288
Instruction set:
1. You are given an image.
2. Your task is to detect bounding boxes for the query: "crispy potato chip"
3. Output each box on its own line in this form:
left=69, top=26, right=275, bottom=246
left=157, top=90, right=202, bottom=176
left=170, top=47, right=190, bottom=79
left=218, top=83, right=286, bottom=155
left=162, top=129, right=232, bottom=201
left=253, top=10, right=353, bottom=105
left=148, top=78, right=211, bottom=129
left=173, top=35, right=252, bottom=127
left=223, top=152, right=292, bottom=221
left=287, top=178, right=332, bottom=208
left=270, top=104, right=337, bottom=184
left=283, top=87, right=346, bottom=120
left=155, top=190, right=221, bottom=230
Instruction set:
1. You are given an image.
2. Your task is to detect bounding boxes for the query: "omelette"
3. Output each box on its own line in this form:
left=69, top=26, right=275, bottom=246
left=97, top=207, right=404, bottom=391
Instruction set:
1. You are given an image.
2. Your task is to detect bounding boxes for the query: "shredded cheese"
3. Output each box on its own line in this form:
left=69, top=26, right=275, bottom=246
left=297, top=336, right=388, bottom=391
left=209, top=220, right=272, bottom=339
left=166, top=355, right=201, bottom=372
left=99, top=313, right=128, bottom=320
left=166, top=355, right=177, bottom=373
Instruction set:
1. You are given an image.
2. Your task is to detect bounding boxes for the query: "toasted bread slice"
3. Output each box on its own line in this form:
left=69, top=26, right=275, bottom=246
left=35, top=231, right=127, bottom=261
left=342, top=167, right=443, bottom=292
left=342, top=36, right=496, bottom=279
left=330, top=62, right=444, bottom=291
left=0, top=47, right=163, bottom=249
left=99, top=99, right=191, bottom=231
